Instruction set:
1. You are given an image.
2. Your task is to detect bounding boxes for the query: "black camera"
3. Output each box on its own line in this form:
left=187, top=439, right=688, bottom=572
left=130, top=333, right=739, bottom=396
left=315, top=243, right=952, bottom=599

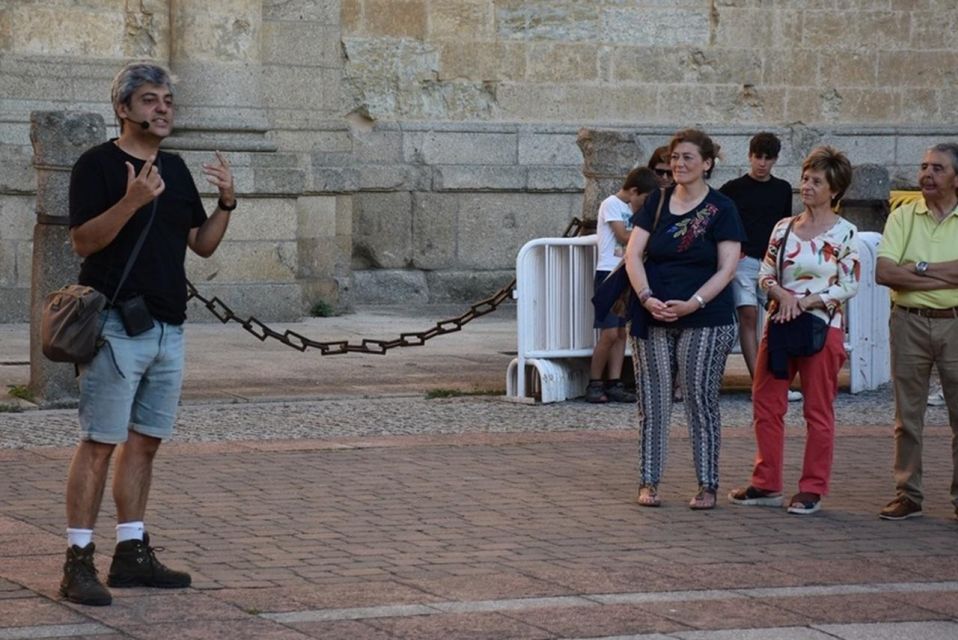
left=118, top=295, right=154, bottom=336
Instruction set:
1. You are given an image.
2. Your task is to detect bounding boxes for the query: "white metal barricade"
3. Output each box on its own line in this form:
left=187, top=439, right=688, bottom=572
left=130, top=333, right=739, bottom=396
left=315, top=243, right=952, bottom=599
left=505, top=235, right=598, bottom=403
left=845, top=231, right=891, bottom=392
left=506, top=232, right=891, bottom=403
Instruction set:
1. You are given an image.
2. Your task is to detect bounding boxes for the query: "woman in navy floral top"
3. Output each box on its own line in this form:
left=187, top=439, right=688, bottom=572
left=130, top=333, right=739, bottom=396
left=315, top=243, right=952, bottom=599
left=624, top=129, right=746, bottom=510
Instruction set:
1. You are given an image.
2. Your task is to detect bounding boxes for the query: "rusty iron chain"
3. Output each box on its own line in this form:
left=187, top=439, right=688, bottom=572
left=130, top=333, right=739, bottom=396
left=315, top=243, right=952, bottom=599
left=186, top=217, right=586, bottom=356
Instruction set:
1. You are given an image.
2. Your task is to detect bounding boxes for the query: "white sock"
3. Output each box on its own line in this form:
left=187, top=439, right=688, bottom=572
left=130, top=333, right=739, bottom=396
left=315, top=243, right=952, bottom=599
left=116, top=521, right=145, bottom=544
left=67, top=528, right=93, bottom=548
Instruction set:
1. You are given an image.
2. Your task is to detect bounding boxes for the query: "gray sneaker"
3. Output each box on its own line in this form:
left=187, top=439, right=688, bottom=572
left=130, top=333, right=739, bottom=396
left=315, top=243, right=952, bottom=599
left=928, top=388, right=945, bottom=407
left=585, top=381, right=608, bottom=403
left=728, top=485, right=784, bottom=507
left=605, top=381, right=636, bottom=403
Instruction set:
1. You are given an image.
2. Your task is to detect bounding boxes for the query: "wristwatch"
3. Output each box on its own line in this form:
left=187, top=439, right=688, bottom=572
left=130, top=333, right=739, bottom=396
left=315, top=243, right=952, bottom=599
left=916, top=261, right=929, bottom=275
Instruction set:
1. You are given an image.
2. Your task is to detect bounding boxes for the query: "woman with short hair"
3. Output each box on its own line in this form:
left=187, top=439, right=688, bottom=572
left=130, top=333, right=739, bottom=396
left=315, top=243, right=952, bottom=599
left=729, top=145, right=860, bottom=515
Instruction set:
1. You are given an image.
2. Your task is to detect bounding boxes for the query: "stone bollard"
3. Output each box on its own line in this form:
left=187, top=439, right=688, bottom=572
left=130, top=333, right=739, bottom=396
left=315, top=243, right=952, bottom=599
left=29, top=112, right=106, bottom=406
left=576, top=129, right=642, bottom=234
left=839, top=164, right=890, bottom=233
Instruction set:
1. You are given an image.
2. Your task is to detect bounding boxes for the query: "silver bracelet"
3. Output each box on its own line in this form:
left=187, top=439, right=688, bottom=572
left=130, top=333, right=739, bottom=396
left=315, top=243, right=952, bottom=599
left=693, top=294, right=706, bottom=309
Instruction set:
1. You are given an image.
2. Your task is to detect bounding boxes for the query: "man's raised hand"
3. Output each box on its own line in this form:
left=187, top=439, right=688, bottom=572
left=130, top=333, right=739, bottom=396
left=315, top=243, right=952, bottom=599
left=124, top=157, right=165, bottom=210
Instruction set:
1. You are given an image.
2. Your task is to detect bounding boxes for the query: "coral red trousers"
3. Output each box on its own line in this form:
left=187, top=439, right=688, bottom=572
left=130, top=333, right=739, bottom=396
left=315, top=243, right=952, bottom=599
left=750, top=327, right=846, bottom=496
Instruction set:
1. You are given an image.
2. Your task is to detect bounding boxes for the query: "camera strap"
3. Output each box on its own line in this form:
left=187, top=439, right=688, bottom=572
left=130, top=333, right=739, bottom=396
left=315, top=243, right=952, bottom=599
left=107, top=157, right=161, bottom=311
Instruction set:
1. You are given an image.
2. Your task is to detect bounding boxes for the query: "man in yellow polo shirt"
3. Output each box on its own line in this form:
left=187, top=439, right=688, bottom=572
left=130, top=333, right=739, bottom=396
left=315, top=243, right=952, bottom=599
left=875, top=142, right=958, bottom=521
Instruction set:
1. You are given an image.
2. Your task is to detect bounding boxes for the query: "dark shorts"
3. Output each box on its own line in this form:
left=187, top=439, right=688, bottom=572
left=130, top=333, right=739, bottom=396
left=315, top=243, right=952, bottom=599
left=593, top=270, right=627, bottom=329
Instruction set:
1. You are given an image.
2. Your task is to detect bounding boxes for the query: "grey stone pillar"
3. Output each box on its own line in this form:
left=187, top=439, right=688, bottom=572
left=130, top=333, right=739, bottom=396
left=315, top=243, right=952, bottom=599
left=29, top=112, right=106, bottom=406
left=576, top=129, right=642, bottom=233
left=840, top=164, right=890, bottom=233
left=166, top=0, right=274, bottom=152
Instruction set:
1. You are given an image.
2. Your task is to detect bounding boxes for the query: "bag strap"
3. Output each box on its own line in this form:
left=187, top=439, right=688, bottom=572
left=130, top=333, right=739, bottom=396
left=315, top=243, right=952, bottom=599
left=776, top=217, right=794, bottom=282
left=107, top=157, right=162, bottom=308
left=651, top=187, right=666, bottom=234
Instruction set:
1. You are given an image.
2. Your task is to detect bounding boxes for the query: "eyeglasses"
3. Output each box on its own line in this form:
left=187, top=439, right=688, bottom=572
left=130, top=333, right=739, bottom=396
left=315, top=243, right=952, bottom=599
left=654, top=168, right=673, bottom=178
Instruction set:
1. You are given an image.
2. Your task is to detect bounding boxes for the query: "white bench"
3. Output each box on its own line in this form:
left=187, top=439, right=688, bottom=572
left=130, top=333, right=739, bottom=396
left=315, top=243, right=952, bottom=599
left=505, top=231, right=889, bottom=403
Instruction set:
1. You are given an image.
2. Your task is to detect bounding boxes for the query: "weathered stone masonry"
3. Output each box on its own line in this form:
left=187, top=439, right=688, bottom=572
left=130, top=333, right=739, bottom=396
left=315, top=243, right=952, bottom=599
left=2, top=0, right=957, bottom=321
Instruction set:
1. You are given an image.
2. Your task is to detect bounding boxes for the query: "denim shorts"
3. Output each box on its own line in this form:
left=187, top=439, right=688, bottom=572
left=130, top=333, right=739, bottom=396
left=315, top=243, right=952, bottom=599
left=77, top=310, right=185, bottom=444
left=593, top=270, right=627, bottom=329
left=732, top=256, right=767, bottom=309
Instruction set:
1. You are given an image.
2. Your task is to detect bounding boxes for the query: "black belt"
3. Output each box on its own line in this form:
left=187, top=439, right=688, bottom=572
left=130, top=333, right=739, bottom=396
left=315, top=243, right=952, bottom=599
left=895, top=305, right=958, bottom=319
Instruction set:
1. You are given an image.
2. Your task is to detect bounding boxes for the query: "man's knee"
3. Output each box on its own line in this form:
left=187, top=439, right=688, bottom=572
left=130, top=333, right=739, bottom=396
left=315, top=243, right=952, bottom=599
left=77, top=439, right=117, bottom=463
left=124, top=431, right=162, bottom=458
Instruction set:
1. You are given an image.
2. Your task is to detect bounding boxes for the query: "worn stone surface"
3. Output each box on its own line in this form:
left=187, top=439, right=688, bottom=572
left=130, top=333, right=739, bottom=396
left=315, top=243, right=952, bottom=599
left=3, top=1, right=958, bottom=318
left=424, top=269, right=514, bottom=303
left=577, top=129, right=642, bottom=222
left=351, top=268, right=428, bottom=304
left=351, top=191, right=412, bottom=269
left=186, top=281, right=302, bottom=322
left=845, top=164, right=891, bottom=201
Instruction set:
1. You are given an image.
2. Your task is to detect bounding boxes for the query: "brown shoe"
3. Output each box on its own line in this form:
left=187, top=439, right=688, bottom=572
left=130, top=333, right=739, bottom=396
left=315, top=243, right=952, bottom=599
left=107, top=534, right=191, bottom=589
left=60, top=543, right=112, bottom=606
left=879, top=496, right=922, bottom=520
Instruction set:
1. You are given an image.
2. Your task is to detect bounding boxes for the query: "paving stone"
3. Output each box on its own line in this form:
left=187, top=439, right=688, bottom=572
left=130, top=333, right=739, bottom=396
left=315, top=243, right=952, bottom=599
left=814, top=620, right=958, bottom=640
left=365, top=610, right=551, bottom=640
left=123, top=618, right=314, bottom=639
left=771, top=593, right=945, bottom=625
left=0, top=597, right=91, bottom=626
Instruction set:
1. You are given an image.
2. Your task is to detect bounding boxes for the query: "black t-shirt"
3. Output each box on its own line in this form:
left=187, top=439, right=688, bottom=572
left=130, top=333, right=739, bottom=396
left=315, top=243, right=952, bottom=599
left=719, top=173, right=792, bottom=259
left=631, top=187, right=746, bottom=329
left=69, top=141, right=207, bottom=325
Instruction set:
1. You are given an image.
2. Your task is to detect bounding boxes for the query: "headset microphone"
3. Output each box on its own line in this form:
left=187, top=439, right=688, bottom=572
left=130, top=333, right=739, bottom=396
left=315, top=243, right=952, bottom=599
left=123, top=116, right=150, bottom=130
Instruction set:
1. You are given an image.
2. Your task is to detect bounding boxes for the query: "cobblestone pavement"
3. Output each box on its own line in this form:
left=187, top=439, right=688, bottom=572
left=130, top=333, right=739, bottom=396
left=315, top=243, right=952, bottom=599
left=1, top=308, right=957, bottom=639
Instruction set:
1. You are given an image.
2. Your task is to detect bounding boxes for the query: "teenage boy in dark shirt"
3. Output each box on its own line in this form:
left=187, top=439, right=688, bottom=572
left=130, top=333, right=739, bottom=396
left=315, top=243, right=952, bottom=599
left=720, top=133, right=795, bottom=396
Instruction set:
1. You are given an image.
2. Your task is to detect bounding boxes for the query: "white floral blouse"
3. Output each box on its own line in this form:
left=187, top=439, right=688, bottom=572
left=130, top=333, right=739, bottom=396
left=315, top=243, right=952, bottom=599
left=758, top=216, right=860, bottom=329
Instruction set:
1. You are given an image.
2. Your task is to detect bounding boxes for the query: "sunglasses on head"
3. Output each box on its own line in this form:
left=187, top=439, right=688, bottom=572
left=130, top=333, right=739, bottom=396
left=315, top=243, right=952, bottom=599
left=654, top=168, right=673, bottom=177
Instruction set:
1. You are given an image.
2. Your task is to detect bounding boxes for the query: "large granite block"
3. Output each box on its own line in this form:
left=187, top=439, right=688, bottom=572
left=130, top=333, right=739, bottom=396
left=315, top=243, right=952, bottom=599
left=0, top=195, right=35, bottom=241
left=411, top=192, right=459, bottom=270
left=297, top=196, right=339, bottom=240
left=262, top=22, right=341, bottom=68
left=518, top=130, right=581, bottom=166
left=351, top=268, right=428, bottom=305
left=186, top=282, right=303, bottom=323
left=351, top=191, right=412, bottom=269
left=433, top=165, right=527, bottom=191
left=526, top=167, right=583, bottom=192
left=186, top=241, right=298, bottom=283
left=0, top=287, right=29, bottom=323
left=403, top=130, right=518, bottom=166
left=262, top=0, right=340, bottom=23
left=425, top=269, right=515, bottom=303
left=456, top=193, right=579, bottom=270
left=213, top=197, right=298, bottom=242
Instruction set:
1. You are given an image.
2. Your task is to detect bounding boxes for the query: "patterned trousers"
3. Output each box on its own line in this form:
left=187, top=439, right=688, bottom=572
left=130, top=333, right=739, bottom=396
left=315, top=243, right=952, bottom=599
left=630, top=323, right=737, bottom=491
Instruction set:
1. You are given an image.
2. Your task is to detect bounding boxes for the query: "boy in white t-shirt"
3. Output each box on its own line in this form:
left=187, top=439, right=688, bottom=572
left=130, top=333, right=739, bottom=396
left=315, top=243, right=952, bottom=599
left=586, top=167, right=658, bottom=403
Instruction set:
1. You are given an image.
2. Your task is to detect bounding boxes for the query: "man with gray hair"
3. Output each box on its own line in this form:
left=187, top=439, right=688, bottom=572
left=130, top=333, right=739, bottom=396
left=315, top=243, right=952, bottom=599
left=60, top=61, right=236, bottom=605
left=876, top=142, right=958, bottom=521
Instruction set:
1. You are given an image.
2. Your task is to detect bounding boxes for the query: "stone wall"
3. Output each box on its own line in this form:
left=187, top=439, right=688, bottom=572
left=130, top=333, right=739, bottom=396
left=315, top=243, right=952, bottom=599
left=340, top=0, right=958, bottom=126
left=2, top=0, right=958, bottom=321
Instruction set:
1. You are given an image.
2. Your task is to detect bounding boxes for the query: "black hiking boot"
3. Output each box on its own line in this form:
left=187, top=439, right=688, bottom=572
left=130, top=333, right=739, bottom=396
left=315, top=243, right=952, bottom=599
left=107, top=533, right=191, bottom=589
left=60, top=543, right=112, bottom=606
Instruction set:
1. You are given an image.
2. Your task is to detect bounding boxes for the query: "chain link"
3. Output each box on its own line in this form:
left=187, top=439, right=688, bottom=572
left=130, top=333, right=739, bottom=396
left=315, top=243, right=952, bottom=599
left=186, top=217, right=586, bottom=356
